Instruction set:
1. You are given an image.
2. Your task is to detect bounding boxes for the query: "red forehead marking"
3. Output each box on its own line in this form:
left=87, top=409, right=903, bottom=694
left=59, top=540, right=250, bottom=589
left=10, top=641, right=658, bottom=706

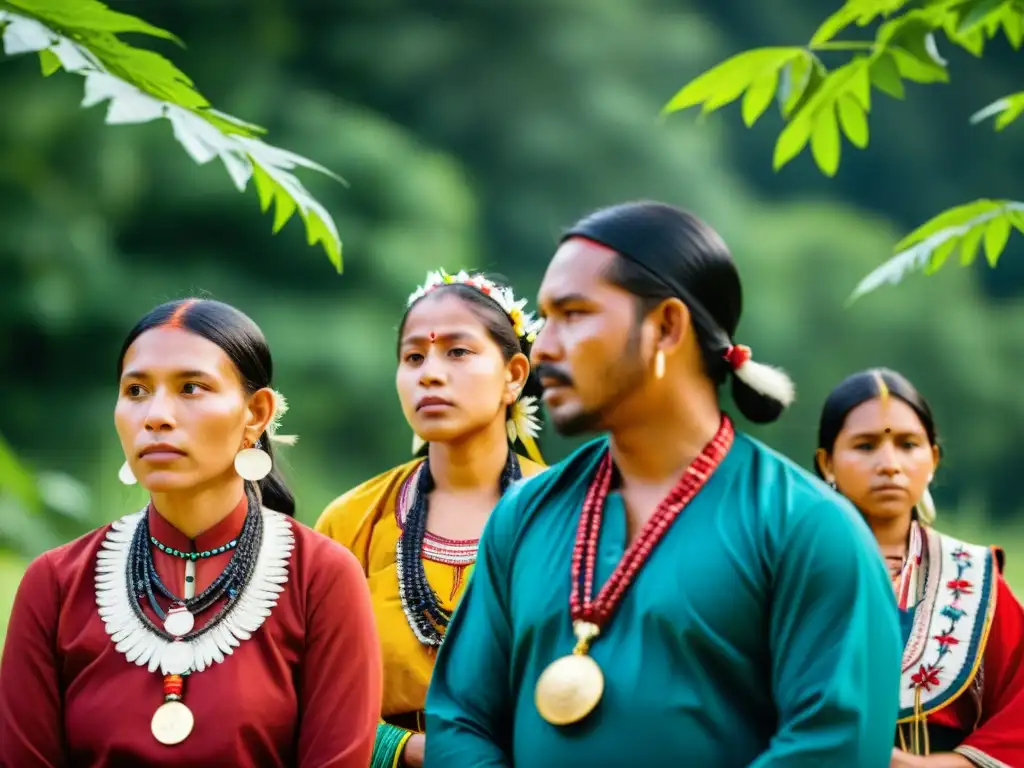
left=429, top=332, right=437, bottom=343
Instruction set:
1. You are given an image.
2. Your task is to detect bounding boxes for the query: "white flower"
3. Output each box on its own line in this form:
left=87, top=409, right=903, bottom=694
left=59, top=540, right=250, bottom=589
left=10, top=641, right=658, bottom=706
left=405, top=269, right=546, bottom=342
left=506, top=396, right=542, bottom=445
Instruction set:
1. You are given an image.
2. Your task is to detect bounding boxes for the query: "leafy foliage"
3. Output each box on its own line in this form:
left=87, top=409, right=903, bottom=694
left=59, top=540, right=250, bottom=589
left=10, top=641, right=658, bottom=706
left=0, top=0, right=345, bottom=270
left=663, top=0, right=1024, bottom=299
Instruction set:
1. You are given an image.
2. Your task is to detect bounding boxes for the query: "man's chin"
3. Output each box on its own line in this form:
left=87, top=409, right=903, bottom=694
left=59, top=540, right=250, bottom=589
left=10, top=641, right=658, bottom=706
left=550, top=407, right=602, bottom=437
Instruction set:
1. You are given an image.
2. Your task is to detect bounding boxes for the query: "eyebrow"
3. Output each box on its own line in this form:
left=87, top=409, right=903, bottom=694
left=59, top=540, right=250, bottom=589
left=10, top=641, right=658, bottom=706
left=847, top=429, right=925, bottom=440
left=121, top=369, right=214, bottom=380
left=542, top=292, right=592, bottom=310
left=400, top=331, right=477, bottom=346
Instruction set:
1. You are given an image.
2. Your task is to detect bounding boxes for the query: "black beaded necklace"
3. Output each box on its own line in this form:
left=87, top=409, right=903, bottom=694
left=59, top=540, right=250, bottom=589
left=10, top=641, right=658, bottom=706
left=126, top=487, right=263, bottom=643
left=396, top=450, right=522, bottom=647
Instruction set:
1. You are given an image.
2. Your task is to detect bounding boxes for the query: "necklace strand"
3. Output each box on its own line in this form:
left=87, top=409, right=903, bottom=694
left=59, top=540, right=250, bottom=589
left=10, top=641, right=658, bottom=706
left=570, top=417, right=734, bottom=627
left=396, top=451, right=522, bottom=647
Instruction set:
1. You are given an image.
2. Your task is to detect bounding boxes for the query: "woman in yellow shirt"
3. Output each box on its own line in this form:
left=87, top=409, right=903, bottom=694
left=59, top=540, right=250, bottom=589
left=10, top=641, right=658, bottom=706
left=316, top=269, right=546, bottom=768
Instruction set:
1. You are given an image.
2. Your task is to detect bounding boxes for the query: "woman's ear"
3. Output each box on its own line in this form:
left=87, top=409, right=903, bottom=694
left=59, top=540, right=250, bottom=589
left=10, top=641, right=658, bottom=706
left=242, top=387, right=275, bottom=446
left=815, top=448, right=833, bottom=482
left=504, top=352, right=531, bottom=404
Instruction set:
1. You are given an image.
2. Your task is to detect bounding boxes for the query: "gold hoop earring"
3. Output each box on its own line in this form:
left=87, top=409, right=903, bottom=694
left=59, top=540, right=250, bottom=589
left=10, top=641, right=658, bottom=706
left=654, top=349, right=666, bottom=380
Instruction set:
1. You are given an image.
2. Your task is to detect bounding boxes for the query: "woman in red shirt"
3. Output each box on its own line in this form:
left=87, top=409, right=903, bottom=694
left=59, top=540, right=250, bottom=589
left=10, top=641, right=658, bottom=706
left=0, top=298, right=382, bottom=767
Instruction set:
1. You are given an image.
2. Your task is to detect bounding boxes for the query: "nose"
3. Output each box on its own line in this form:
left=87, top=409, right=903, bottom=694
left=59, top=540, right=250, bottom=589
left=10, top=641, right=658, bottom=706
left=874, top=442, right=901, bottom=476
left=529, top=322, right=560, bottom=365
left=417, top=349, right=447, bottom=386
left=143, top=388, right=177, bottom=432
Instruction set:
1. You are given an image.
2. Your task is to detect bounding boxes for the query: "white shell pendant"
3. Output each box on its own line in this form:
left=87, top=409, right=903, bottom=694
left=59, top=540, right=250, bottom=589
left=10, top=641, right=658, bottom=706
left=164, top=605, right=194, bottom=638
left=161, top=640, right=193, bottom=675
left=151, top=700, right=194, bottom=745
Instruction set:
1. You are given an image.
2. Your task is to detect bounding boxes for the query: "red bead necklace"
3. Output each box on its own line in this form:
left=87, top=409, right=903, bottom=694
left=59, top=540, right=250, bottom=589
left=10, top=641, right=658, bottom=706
left=534, top=414, right=735, bottom=726
left=570, top=414, right=735, bottom=627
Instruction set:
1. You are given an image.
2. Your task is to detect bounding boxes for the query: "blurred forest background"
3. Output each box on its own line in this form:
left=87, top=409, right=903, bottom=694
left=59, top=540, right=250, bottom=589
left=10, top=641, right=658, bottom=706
left=3, top=0, right=1024, bottom=639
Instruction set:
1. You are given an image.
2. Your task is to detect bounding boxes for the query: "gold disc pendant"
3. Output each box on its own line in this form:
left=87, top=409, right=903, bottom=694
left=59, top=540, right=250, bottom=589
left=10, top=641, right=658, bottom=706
left=151, top=700, right=194, bottom=745
left=534, top=620, right=605, bottom=726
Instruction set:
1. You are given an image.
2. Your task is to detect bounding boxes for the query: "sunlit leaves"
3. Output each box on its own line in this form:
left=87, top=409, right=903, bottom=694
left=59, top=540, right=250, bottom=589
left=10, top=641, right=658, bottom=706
left=810, top=0, right=912, bottom=46
left=742, top=68, right=779, bottom=127
left=0, top=0, right=346, bottom=270
left=837, top=94, right=869, bottom=147
left=663, top=47, right=806, bottom=122
left=848, top=201, right=1024, bottom=303
left=663, top=0, right=1024, bottom=298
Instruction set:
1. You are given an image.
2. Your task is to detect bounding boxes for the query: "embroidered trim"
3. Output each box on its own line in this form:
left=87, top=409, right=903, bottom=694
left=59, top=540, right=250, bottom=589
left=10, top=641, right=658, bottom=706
left=394, top=463, right=478, bottom=566
left=955, top=745, right=1013, bottom=768
left=898, top=529, right=998, bottom=722
left=95, top=507, right=294, bottom=675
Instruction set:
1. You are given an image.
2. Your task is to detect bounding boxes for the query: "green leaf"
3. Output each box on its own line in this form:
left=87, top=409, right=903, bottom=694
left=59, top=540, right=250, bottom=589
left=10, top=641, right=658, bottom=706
left=299, top=208, right=343, bottom=273
left=924, top=236, right=959, bottom=274
left=741, top=68, right=779, bottom=127
left=869, top=52, right=905, bottom=99
left=891, top=48, right=948, bottom=83
left=837, top=93, right=869, bottom=148
left=995, top=95, right=1024, bottom=130
left=955, top=27, right=986, bottom=55
left=958, top=223, right=985, bottom=265
left=773, top=115, right=813, bottom=170
left=777, top=55, right=828, bottom=118
left=7, top=0, right=183, bottom=45
left=878, top=12, right=942, bottom=52
left=894, top=199, right=1001, bottom=250
left=1002, top=12, right=1023, bottom=48
left=970, top=93, right=1024, bottom=130
left=984, top=215, right=1011, bottom=266
left=811, top=103, right=841, bottom=176
left=38, top=48, right=60, bottom=76
left=271, top=185, right=297, bottom=234
left=252, top=164, right=276, bottom=213
left=849, top=60, right=872, bottom=110
left=663, top=47, right=802, bottom=115
left=811, top=5, right=860, bottom=45
left=956, top=0, right=1007, bottom=34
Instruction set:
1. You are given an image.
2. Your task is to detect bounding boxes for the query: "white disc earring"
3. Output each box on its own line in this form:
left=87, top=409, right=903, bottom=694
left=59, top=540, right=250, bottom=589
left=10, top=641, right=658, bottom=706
left=234, top=442, right=272, bottom=481
left=118, top=461, right=137, bottom=486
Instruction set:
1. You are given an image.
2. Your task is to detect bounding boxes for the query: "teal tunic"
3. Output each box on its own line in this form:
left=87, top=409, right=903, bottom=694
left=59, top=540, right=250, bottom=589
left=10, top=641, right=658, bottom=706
left=424, top=433, right=902, bottom=767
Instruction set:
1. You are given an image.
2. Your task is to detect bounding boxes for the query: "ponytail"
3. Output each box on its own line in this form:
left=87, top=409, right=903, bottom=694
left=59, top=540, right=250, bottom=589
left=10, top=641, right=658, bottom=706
left=249, top=432, right=296, bottom=517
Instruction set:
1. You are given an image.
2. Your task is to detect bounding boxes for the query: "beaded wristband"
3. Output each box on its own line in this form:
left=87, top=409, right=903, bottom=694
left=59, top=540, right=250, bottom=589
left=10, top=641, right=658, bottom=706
left=371, top=722, right=414, bottom=768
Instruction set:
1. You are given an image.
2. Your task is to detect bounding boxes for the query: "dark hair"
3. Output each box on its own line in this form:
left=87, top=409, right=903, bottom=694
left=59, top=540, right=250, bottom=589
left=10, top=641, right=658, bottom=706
left=815, top=367, right=940, bottom=477
left=397, top=278, right=544, bottom=456
left=567, top=200, right=783, bottom=424
left=117, top=298, right=296, bottom=516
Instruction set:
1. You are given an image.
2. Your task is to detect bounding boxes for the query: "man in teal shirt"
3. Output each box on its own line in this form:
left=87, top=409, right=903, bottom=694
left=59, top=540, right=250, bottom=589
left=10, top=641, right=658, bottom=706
left=425, top=201, right=902, bottom=767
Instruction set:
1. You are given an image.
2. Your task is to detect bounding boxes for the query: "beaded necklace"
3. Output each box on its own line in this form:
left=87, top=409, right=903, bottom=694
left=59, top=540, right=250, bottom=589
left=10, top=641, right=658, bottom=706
left=95, top=487, right=294, bottom=746
left=534, top=416, right=734, bottom=726
left=396, top=450, right=522, bottom=647
left=150, top=535, right=238, bottom=561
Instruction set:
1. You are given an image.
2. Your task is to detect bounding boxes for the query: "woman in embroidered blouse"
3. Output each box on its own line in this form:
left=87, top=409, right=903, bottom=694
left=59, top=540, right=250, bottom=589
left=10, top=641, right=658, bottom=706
left=316, top=270, right=546, bottom=768
left=815, top=368, right=1024, bottom=768
left=0, top=298, right=382, bottom=768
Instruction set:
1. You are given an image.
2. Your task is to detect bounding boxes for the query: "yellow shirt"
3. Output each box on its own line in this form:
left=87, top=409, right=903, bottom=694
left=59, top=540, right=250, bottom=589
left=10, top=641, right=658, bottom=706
left=315, top=456, right=544, bottom=721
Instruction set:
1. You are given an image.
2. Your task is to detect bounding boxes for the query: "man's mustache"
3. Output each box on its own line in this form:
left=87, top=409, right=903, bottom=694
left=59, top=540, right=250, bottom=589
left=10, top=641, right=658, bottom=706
left=533, top=364, right=573, bottom=387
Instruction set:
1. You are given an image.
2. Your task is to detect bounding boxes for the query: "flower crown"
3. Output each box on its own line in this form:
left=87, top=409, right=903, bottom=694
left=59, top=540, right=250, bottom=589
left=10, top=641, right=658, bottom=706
left=407, top=269, right=545, bottom=343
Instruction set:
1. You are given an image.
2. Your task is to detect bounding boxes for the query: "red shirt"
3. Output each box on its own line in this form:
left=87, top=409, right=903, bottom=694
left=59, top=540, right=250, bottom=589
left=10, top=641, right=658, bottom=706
left=0, top=500, right=383, bottom=767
